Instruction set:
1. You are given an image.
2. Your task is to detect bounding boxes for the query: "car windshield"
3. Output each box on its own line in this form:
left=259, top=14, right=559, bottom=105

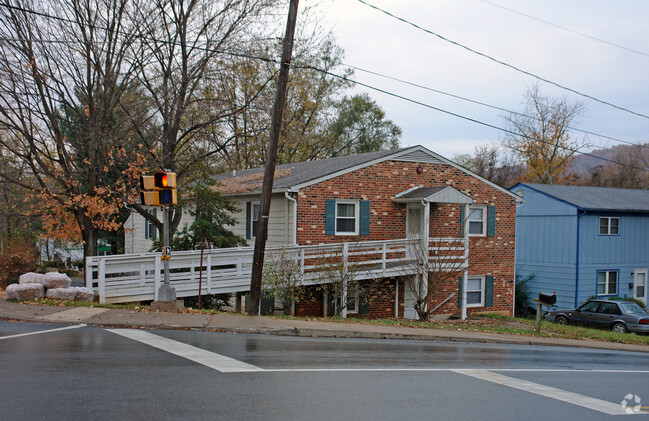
left=619, top=302, right=646, bottom=314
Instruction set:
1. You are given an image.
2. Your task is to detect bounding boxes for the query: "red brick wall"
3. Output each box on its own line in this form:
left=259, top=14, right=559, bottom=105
left=294, top=278, right=406, bottom=318
left=295, top=160, right=516, bottom=316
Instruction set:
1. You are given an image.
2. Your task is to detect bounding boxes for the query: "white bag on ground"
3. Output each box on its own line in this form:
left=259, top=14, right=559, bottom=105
left=6, top=283, right=45, bottom=300
left=42, top=272, right=72, bottom=289
left=19, top=272, right=44, bottom=284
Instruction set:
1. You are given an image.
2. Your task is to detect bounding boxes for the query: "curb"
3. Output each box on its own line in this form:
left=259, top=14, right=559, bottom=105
left=1, top=300, right=648, bottom=353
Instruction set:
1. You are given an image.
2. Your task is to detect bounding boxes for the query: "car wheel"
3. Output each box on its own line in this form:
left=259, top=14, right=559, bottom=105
left=612, top=322, right=627, bottom=334
left=555, top=316, right=568, bottom=326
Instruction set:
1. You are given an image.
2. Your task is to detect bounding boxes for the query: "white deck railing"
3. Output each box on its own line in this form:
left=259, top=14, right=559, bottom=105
left=85, top=237, right=467, bottom=304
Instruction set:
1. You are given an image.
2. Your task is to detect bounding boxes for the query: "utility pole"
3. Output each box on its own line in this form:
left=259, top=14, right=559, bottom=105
left=248, top=0, right=299, bottom=315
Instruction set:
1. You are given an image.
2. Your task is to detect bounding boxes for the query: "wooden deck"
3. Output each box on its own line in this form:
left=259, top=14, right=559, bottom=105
left=85, top=238, right=467, bottom=304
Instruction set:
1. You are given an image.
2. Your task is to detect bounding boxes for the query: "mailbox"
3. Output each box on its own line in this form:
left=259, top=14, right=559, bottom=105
left=538, top=292, right=556, bottom=306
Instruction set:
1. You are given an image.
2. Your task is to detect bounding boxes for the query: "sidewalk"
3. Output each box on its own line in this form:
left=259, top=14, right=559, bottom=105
left=1, top=298, right=648, bottom=353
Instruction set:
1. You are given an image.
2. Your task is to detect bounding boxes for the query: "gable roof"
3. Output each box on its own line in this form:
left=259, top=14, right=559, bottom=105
left=215, top=145, right=521, bottom=201
left=512, top=183, right=649, bottom=213
left=394, top=186, right=474, bottom=204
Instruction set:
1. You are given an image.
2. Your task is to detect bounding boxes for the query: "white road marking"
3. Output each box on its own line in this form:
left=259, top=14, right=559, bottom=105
left=37, top=307, right=109, bottom=321
left=0, top=324, right=87, bottom=340
left=451, top=369, right=632, bottom=416
left=103, top=329, right=647, bottom=414
left=108, top=329, right=262, bottom=373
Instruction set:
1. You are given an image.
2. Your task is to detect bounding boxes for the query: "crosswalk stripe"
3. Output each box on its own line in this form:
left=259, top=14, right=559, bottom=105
left=107, top=328, right=262, bottom=373
left=0, top=324, right=86, bottom=340
left=451, top=369, right=632, bottom=416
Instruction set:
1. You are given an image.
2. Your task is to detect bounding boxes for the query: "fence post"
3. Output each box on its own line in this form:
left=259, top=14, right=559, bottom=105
left=207, top=254, right=212, bottom=294
left=98, top=259, right=106, bottom=304
left=154, top=256, right=161, bottom=301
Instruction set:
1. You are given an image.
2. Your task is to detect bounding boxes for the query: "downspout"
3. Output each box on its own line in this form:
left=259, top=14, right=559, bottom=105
left=285, top=191, right=298, bottom=245
left=574, top=209, right=584, bottom=307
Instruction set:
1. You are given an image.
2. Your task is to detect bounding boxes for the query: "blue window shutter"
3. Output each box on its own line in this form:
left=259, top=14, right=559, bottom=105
left=485, top=276, right=494, bottom=307
left=245, top=202, right=251, bottom=239
left=359, top=291, right=369, bottom=314
left=360, top=201, right=370, bottom=236
left=325, top=199, right=335, bottom=235
left=487, top=205, right=496, bottom=237
left=458, top=276, right=463, bottom=309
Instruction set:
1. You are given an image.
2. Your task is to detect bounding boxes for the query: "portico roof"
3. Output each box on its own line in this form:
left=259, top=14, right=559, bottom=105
left=393, top=186, right=474, bottom=204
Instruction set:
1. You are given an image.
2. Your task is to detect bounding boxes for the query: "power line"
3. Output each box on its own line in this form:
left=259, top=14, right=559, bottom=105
left=296, top=63, right=648, bottom=173
left=346, top=64, right=649, bottom=151
left=1, top=2, right=646, bottom=172
left=479, top=0, right=649, bottom=58
left=356, top=0, right=649, bottom=121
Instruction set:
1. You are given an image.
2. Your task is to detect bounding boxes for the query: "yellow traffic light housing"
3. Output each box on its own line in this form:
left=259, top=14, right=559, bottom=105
left=140, top=171, right=177, bottom=206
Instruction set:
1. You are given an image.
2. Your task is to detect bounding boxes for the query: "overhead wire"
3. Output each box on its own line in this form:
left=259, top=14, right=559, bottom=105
left=0, top=2, right=647, bottom=172
left=295, top=63, right=649, bottom=173
left=356, top=0, right=649, bottom=121
left=346, top=64, right=649, bottom=151
left=479, top=0, right=649, bottom=58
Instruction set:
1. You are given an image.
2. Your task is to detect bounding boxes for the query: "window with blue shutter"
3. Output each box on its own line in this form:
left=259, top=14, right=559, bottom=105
left=325, top=199, right=335, bottom=235
left=485, top=275, right=494, bottom=307
left=245, top=202, right=251, bottom=239
left=325, top=199, right=369, bottom=236
left=487, top=205, right=496, bottom=237
left=360, top=200, right=370, bottom=236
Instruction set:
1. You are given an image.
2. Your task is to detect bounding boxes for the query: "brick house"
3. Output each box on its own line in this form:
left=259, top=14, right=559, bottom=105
left=209, top=145, right=520, bottom=319
left=124, top=145, right=519, bottom=318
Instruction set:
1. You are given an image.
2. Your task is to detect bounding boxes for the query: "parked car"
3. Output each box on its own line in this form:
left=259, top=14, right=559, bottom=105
left=545, top=299, right=649, bottom=334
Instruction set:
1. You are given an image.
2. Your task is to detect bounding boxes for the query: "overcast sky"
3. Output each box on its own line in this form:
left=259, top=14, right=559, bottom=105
left=313, top=0, right=649, bottom=158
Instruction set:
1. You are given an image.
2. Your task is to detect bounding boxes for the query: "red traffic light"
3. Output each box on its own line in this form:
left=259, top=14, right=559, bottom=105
left=154, top=172, right=176, bottom=188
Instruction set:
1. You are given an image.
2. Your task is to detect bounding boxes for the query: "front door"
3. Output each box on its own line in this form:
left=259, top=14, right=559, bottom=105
left=405, top=204, right=424, bottom=263
left=406, top=204, right=423, bottom=239
left=634, top=269, right=648, bottom=305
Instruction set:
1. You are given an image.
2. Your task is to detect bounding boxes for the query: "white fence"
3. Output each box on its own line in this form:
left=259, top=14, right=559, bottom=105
left=85, top=238, right=467, bottom=304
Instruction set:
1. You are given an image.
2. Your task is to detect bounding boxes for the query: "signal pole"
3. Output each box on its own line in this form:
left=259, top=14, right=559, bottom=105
left=248, top=0, right=299, bottom=315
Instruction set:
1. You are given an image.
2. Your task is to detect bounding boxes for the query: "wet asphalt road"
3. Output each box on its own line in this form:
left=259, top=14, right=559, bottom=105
left=1, top=320, right=648, bottom=420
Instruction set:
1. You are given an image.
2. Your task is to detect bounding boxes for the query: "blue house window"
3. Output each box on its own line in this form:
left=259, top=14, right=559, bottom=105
left=597, top=270, right=618, bottom=295
left=599, top=217, right=619, bottom=235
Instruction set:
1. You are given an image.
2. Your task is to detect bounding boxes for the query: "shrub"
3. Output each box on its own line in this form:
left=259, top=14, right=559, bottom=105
left=183, top=293, right=230, bottom=310
left=0, top=239, right=38, bottom=287
left=515, top=274, right=533, bottom=317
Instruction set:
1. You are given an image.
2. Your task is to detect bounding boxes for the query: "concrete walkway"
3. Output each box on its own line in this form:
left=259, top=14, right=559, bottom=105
left=1, top=298, right=647, bottom=353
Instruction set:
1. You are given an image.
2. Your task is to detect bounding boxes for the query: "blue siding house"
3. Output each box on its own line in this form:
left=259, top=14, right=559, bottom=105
left=509, top=183, right=649, bottom=309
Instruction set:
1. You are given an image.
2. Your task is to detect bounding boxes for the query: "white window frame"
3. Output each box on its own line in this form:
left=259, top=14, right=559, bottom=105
left=597, top=270, right=618, bottom=296
left=346, top=282, right=360, bottom=314
left=335, top=200, right=359, bottom=235
left=250, top=202, right=260, bottom=238
left=468, top=205, right=486, bottom=237
left=599, top=217, right=619, bottom=235
left=144, top=209, right=157, bottom=240
left=466, top=275, right=485, bottom=307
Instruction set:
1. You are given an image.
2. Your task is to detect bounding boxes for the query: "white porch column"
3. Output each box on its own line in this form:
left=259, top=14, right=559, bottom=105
left=461, top=203, right=470, bottom=320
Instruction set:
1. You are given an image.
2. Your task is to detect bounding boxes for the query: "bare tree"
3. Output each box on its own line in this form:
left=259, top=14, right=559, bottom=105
left=580, top=144, right=649, bottom=189
left=454, top=144, right=521, bottom=188
left=0, top=0, right=145, bottom=257
left=313, top=241, right=393, bottom=317
left=262, top=246, right=304, bottom=315
left=127, top=0, right=283, bottom=234
left=502, top=84, right=588, bottom=184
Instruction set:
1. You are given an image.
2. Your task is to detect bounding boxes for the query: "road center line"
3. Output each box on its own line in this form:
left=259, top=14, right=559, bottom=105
left=107, top=329, right=262, bottom=373
left=0, top=324, right=86, bottom=340
left=451, top=369, right=631, bottom=416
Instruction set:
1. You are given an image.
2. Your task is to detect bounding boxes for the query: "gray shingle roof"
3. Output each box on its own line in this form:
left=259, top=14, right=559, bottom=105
left=520, top=183, right=649, bottom=213
left=215, top=147, right=413, bottom=193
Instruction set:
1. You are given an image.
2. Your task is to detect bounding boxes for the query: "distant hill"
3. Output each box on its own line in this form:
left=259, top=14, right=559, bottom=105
left=571, top=143, right=649, bottom=175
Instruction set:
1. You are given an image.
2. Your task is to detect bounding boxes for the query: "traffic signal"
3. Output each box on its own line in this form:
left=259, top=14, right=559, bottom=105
left=139, top=171, right=177, bottom=206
